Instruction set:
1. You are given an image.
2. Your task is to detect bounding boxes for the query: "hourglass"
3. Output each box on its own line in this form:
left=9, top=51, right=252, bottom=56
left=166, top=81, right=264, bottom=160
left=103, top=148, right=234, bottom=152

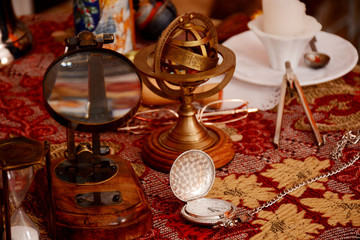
left=0, top=137, right=49, bottom=240
left=5, top=167, right=39, bottom=240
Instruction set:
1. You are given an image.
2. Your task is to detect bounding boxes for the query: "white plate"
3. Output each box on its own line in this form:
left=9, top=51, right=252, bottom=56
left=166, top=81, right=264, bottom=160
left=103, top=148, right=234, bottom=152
left=223, top=31, right=358, bottom=86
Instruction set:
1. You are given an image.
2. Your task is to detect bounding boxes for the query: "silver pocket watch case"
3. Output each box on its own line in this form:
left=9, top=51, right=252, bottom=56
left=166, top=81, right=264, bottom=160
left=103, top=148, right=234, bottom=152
left=169, top=150, right=236, bottom=227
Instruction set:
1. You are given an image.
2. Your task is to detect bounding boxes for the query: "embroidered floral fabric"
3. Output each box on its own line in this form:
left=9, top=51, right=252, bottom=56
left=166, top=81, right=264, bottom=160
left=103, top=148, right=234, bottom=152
left=1, top=12, right=360, bottom=240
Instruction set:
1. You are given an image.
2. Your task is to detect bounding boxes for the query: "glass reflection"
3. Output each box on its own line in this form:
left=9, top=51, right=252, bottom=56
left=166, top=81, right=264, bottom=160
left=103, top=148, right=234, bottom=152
left=44, top=51, right=141, bottom=125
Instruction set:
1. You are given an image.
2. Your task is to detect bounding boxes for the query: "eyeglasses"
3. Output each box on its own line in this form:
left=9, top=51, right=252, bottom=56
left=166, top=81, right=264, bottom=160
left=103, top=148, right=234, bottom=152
left=118, top=99, right=258, bottom=134
left=197, top=99, right=258, bottom=125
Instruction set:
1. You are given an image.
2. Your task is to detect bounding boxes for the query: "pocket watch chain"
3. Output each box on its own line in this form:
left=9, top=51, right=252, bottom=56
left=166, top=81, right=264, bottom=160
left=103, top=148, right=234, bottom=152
left=235, top=130, right=360, bottom=225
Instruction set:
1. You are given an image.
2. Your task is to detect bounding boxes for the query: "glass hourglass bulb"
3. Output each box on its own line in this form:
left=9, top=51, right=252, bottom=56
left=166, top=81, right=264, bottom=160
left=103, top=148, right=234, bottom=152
left=3, top=166, right=40, bottom=240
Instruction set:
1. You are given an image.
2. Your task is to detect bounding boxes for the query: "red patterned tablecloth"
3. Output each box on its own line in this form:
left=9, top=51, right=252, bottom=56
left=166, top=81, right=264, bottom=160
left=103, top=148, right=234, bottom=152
left=1, top=12, right=360, bottom=240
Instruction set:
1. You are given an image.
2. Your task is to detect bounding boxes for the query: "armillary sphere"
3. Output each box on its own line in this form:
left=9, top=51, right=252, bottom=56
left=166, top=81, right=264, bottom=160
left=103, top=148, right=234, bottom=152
left=134, top=12, right=236, bottom=172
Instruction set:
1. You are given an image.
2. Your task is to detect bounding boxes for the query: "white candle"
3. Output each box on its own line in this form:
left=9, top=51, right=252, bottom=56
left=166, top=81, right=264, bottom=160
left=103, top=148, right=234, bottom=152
left=7, top=226, right=39, bottom=240
left=262, top=0, right=306, bottom=36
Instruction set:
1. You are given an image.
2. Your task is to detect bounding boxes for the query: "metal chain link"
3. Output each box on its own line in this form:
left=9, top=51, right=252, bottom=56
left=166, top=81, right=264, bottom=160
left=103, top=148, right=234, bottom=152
left=237, top=130, right=360, bottom=223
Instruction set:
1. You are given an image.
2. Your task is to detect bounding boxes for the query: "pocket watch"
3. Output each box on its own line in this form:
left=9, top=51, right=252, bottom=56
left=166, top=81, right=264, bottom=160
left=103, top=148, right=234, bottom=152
left=169, top=150, right=237, bottom=227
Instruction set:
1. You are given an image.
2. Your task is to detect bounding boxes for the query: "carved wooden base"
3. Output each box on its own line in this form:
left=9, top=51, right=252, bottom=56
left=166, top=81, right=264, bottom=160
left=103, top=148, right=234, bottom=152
left=142, top=125, right=235, bottom=172
left=36, top=155, right=152, bottom=240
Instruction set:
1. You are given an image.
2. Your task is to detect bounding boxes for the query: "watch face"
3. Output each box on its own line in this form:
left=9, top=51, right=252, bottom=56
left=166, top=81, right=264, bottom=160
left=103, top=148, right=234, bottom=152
left=185, top=198, right=233, bottom=217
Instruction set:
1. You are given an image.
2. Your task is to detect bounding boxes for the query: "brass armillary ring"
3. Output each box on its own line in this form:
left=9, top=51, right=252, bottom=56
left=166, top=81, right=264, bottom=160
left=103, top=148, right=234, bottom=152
left=134, top=12, right=236, bottom=101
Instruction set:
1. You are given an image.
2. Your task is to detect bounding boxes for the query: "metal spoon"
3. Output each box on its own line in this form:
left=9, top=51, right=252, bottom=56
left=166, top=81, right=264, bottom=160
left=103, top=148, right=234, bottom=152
left=304, top=37, right=330, bottom=69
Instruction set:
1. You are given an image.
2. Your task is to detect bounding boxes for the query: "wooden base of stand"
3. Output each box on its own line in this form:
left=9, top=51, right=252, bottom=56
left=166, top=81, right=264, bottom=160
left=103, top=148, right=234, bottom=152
left=142, top=125, right=235, bottom=172
left=36, top=155, right=152, bottom=240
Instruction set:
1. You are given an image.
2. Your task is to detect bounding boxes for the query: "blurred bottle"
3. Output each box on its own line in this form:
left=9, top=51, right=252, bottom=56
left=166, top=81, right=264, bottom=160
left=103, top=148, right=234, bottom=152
left=74, top=0, right=135, bottom=53
left=134, top=0, right=177, bottom=40
left=0, top=0, right=32, bottom=67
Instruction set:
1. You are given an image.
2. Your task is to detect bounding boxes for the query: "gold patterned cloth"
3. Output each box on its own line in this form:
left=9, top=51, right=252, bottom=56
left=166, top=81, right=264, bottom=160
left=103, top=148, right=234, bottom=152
left=1, top=12, right=360, bottom=240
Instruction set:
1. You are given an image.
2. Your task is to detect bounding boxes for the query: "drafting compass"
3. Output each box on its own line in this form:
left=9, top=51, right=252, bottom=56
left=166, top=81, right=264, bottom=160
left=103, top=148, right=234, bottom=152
left=274, top=61, right=324, bottom=147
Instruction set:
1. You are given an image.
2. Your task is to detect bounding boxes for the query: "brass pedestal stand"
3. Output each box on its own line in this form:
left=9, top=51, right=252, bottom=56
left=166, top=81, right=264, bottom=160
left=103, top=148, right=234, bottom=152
left=142, top=124, right=235, bottom=172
